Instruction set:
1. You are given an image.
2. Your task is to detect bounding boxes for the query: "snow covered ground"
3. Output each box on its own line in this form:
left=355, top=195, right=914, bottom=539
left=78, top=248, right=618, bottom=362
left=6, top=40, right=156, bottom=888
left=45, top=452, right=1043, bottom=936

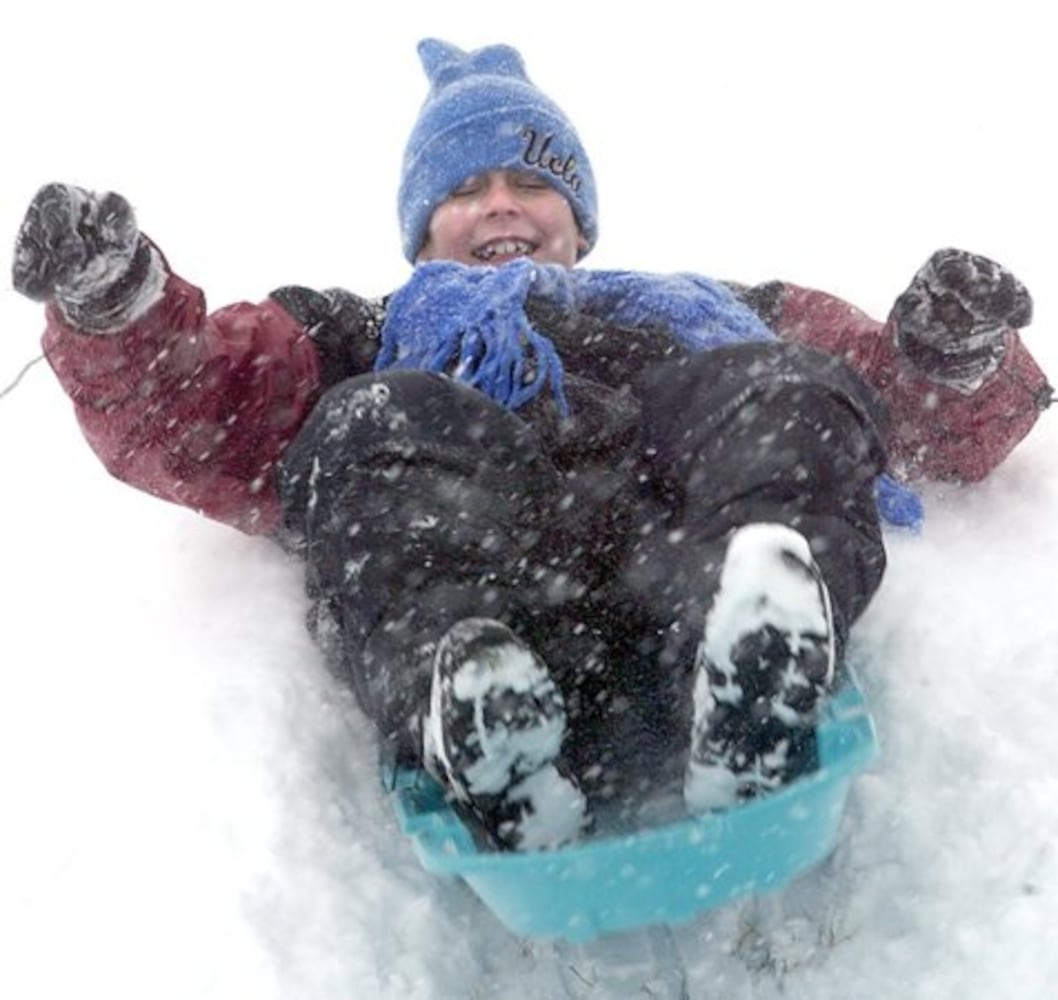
left=1, top=2, right=1055, bottom=997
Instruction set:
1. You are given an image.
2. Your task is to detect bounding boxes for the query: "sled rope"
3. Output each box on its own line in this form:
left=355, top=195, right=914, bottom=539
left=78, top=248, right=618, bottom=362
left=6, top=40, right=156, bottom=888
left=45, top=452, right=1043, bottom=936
left=0, top=352, right=45, bottom=403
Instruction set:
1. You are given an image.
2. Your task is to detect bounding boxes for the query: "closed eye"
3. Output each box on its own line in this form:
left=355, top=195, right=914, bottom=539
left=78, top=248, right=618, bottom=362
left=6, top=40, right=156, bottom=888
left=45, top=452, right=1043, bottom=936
left=450, top=175, right=485, bottom=197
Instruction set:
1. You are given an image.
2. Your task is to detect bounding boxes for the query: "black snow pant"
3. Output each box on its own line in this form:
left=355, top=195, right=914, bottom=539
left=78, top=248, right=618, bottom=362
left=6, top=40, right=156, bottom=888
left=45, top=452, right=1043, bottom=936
left=277, top=342, right=888, bottom=802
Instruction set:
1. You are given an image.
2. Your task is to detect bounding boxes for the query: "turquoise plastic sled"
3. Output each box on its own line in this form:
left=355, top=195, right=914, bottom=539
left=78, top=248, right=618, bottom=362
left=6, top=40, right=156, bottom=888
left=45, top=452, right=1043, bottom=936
left=390, top=672, right=877, bottom=943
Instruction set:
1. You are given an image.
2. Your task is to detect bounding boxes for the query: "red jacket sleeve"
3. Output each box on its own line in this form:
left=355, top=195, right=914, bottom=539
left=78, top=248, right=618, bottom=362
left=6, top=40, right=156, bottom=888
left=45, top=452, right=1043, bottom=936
left=773, top=283, right=1050, bottom=482
left=42, top=247, right=322, bottom=534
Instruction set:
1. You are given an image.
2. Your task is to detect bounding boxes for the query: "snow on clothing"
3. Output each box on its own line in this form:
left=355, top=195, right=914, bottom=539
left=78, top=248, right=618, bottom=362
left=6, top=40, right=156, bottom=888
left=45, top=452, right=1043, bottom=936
left=278, top=349, right=886, bottom=800
left=40, top=250, right=1048, bottom=538
left=38, top=251, right=1040, bottom=789
left=43, top=253, right=318, bottom=535
left=742, top=280, right=1050, bottom=483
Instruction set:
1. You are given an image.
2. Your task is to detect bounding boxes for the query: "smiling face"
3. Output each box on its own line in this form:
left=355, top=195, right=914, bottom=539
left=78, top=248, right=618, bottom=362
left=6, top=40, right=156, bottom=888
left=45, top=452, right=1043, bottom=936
left=417, top=169, right=587, bottom=268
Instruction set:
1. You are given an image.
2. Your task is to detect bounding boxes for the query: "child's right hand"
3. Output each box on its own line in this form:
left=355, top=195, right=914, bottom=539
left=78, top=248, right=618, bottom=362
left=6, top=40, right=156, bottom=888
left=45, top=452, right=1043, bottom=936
left=12, top=183, right=159, bottom=331
left=12, top=182, right=141, bottom=302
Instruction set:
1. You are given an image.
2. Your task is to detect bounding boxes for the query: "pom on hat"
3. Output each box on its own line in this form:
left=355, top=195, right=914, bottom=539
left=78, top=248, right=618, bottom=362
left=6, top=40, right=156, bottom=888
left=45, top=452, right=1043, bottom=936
left=398, top=39, right=598, bottom=263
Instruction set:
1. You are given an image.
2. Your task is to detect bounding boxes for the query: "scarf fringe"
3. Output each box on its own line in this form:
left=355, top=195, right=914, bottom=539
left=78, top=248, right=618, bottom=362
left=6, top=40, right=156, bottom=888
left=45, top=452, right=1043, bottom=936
left=376, top=260, right=571, bottom=416
left=375, top=260, right=772, bottom=417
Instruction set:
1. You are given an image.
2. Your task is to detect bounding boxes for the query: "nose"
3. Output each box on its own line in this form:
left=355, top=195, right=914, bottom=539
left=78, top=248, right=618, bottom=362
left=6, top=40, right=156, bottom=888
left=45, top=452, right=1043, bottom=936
left=479, top=175, right=522, bottom=216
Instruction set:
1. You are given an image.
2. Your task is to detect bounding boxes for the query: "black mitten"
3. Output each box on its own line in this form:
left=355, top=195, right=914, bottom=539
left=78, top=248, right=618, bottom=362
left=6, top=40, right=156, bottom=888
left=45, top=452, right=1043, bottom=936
left=891, top=248, right=1033, bottom=385
left=12, top=183, right=156, bottom=330
left=270, top=285, right=388, bottom=388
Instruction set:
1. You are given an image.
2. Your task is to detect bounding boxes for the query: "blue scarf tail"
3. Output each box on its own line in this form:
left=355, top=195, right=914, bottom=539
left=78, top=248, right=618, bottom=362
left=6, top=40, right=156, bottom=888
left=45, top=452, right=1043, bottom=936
left=376, top=260, right=572, bottom=414
left=374, top=259, right=920, bottom=528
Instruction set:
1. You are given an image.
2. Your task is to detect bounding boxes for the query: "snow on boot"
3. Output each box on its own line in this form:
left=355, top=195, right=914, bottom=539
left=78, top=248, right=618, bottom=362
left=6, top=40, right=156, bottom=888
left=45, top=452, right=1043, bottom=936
left=685, top=523, right=836, bottom=813
left=423, top=618, right=591, bottom=851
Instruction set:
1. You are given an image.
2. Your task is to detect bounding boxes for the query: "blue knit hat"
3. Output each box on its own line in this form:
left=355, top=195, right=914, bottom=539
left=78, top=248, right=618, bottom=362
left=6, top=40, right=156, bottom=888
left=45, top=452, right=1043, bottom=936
left=398, top=39, right=598, bottom=263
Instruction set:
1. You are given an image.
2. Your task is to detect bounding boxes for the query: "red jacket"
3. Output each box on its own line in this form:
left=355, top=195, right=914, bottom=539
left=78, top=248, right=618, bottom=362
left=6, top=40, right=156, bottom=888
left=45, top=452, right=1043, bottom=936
left=43, top=261, right=320, bottom=535
left=772, top=285, right=1050, bottom=483
left=41, top=249, right=1050, bottom=535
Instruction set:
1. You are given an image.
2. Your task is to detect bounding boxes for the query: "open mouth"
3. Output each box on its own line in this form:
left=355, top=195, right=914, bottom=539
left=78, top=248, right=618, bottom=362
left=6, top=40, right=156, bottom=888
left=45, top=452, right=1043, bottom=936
left=471, top=238, right=537, bottom=262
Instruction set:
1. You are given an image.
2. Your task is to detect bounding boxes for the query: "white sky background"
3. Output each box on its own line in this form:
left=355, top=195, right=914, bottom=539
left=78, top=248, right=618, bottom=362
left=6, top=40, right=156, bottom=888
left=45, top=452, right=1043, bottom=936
left=1, top=2, right=1056, bottom=998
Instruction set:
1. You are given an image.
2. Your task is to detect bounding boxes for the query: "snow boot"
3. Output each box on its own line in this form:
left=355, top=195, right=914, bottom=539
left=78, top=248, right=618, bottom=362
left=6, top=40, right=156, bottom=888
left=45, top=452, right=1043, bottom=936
left=684, top=523, right=836, bottom=813
left=423, top=618, right=591, bottom=851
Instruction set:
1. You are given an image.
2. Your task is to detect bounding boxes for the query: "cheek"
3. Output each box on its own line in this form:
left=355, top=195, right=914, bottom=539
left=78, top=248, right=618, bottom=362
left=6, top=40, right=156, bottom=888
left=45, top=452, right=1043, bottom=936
left=536, top=208, right=582, bottom=265
left=421, top=205, right=475, bottom=261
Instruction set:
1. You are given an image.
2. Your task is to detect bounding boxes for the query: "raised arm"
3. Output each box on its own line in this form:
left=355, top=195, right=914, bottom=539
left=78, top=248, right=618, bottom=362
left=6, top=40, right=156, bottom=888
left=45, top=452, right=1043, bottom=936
left=13, top=184, right=323, bottom=534
left=734, top=250, right=1052, bottom=482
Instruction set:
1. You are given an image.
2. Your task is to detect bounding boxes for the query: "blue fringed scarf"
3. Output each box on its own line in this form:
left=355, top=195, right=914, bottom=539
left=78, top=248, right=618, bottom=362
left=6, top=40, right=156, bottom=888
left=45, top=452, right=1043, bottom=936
left=375, top=259, right=774, bottom=418
left=375, top=259, right=923, bottom=530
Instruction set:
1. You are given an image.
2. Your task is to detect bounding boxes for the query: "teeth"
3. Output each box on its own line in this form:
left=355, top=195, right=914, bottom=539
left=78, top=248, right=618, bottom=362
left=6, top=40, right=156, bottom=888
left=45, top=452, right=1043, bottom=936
left=474, top=239, right=534, bottom=260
